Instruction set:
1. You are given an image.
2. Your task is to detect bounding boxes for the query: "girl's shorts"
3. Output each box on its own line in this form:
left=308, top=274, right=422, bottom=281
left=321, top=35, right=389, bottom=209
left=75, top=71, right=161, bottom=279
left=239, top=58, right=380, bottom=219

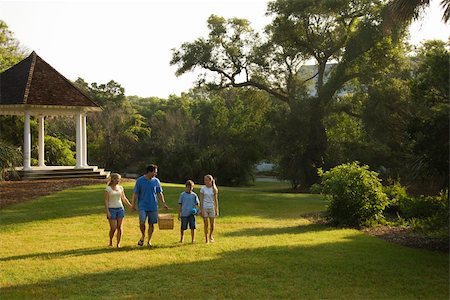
left=108, top=207, right=125, bottom=219
left=202, top=207, right=215, bottom=218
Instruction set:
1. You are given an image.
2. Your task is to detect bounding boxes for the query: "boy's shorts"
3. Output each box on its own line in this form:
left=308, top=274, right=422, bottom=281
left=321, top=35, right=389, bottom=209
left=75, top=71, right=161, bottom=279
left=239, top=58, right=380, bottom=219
left=202, top=207, right=215, bottom=218
left=181, top=215, right=196, bottom=230
left=108, top=207, right=125, bottom=219
left=139, top=210, right=158, bottom=224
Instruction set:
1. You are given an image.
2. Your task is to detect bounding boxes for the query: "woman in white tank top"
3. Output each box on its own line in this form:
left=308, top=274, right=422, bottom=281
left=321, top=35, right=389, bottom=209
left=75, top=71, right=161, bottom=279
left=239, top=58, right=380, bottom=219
left=104, top=173, right=132, bottom=248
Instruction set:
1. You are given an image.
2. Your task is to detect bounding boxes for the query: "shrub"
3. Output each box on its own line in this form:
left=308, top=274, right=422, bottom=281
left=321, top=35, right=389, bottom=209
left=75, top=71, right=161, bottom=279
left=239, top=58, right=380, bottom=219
left=0, top=140, right=21, bottom=180
left=399, top=190, right=448, bottom=219
left=383, top=181, right=409, bottom=215
left=319, top=162, right=388, bottom=227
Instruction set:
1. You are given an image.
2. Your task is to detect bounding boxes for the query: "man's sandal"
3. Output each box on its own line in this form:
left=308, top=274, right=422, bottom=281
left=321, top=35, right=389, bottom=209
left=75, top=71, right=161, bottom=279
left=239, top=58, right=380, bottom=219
left=137, top=239, right=144, bottom=247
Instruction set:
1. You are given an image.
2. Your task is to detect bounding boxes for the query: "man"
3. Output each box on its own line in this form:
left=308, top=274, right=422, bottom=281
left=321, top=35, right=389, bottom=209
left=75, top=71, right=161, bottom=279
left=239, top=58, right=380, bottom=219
left=132, top=164, right=168, bottom=247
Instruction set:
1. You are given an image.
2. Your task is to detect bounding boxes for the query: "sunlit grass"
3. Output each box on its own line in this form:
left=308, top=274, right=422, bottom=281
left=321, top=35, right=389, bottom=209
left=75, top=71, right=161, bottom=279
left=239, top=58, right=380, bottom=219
left=0, top=181, right=448, bottom=299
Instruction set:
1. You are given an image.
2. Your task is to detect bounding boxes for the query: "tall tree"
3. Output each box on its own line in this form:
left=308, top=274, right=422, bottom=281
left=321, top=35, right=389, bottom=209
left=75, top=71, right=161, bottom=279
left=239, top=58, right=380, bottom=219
left=171, top=0, right=405, bottom=189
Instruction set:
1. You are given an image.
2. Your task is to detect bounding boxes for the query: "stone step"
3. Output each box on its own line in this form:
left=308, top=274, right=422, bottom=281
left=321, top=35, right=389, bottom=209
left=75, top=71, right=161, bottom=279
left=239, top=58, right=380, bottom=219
left=15, top=166, right=110, bottom=180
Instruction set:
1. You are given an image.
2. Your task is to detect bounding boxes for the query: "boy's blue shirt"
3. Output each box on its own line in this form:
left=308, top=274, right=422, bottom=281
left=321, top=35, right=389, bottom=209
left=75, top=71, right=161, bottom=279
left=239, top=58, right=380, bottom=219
left=133, top=176, right=162, bottom=211
left=178, top=191, right=200, bottom=217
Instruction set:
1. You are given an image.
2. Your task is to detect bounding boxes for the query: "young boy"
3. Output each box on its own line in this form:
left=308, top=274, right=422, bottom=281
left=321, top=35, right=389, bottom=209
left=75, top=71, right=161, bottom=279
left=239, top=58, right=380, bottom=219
left=178, top=180, right=200, bottom=243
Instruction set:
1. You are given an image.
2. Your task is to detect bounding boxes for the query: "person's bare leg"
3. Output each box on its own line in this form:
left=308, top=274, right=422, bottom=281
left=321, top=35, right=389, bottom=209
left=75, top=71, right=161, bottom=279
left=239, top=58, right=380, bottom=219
left=191, top=229, right=195, bottom=243
left=147, top=223, right=154, bottom=246
left=180, top=228, right=184, bottom=243
left=209, top=218, right=215, bottom=242
left=108, top=219, right=117, bottom=247
left=203, top=217, right=209, bottom=243
left=116, top=218, right=123, bottom=248
left=139, top=223, right=146, bottom=243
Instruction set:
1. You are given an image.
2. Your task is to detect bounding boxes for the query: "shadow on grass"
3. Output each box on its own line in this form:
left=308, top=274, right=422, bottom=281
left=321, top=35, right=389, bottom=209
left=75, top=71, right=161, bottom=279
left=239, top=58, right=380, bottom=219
left=0, top=243, right=181, bottom=262
left=2, top=238, right=449, bottom=299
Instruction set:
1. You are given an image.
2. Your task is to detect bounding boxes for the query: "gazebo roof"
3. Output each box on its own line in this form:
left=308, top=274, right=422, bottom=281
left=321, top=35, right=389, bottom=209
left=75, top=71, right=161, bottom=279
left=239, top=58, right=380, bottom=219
left=0, top=51, right=101, bottom=115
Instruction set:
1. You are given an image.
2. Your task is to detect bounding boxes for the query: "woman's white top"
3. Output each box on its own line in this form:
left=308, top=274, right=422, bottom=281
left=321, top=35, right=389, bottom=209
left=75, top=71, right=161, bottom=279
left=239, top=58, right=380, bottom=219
left=200, top=186, right=215, bottom=209
left=105, top=185, right=124, bottom=208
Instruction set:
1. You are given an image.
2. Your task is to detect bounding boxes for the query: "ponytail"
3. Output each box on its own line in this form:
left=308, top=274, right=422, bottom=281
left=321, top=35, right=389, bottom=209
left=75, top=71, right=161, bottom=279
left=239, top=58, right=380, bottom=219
left=205, top=174, right=219, bottom=196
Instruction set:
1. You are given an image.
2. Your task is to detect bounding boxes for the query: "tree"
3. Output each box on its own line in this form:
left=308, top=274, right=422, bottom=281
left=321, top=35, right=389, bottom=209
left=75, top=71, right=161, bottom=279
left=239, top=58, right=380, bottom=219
left=74, top=78, right=150, bottom=171
left=407, top=40, right=449, bottom=190
left=171, top=0, right=405, bottom=189
left=0, top=20, right=28, bottom=163
left=130, top=88, right=270, bottom=185
left=385, top=0, right=450, bottom=28
left=191, top=88, right=271, bottom=185
left=0, top=20, right=27, bottom=72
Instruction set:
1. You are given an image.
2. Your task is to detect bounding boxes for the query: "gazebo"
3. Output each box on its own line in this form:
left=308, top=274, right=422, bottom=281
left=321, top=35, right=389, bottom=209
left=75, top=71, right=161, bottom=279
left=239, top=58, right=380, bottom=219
left=0, top=51, right=109, bottom=179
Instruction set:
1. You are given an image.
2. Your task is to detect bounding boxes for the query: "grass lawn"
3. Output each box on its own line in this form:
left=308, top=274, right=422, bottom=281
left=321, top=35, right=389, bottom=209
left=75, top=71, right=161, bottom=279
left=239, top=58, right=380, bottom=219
left=0, top=181, right=448, bottom=299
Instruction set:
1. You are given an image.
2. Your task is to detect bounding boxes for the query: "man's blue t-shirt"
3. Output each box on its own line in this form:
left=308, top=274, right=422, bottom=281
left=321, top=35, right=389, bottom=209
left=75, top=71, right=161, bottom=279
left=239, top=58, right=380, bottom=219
left=134, top=176, right=163, bottom=211
left=178, top=191, right=200, bottom=217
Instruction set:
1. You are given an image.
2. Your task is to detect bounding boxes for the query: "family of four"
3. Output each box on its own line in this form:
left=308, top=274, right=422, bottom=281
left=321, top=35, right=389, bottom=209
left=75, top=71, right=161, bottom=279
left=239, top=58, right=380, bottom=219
left=103, top=164, right=219, bottom=248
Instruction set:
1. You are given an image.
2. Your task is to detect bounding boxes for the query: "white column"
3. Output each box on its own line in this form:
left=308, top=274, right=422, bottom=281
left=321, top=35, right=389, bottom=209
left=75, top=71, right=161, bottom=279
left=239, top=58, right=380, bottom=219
left=75, top=113, right=83, bottom=168
left=23, top=111, right=32, bottom=171
left=82, top=114, right=88, bottom=167
left=38, top=115, right=45, bottom=167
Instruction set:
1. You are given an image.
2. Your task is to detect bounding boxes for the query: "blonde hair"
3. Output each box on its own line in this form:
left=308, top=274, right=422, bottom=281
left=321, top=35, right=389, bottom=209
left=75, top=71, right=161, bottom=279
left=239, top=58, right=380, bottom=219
left=107, top=173, right=121, bottom=186
left=205, top=174, right=218, bottom=195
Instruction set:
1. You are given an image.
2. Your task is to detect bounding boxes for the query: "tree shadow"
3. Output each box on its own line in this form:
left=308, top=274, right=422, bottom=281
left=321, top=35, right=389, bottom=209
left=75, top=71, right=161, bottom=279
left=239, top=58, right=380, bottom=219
left=1, top=239, right=448, bottom=299
left=0, top=243, right=180, bottom=262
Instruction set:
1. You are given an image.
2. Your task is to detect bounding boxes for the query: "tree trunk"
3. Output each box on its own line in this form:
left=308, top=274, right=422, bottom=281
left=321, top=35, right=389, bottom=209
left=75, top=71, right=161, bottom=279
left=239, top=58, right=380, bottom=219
left=301, top=103, right=327, bottom=189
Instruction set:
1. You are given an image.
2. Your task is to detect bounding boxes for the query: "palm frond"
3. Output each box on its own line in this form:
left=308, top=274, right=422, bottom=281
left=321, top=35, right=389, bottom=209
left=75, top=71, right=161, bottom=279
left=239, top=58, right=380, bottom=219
left=441, top=0, right=450, bottom=22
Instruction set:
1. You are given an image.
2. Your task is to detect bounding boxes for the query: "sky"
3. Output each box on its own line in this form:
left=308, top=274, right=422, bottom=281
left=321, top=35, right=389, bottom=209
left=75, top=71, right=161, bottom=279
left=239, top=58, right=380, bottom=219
left=1, top=0, right=449, bottom=98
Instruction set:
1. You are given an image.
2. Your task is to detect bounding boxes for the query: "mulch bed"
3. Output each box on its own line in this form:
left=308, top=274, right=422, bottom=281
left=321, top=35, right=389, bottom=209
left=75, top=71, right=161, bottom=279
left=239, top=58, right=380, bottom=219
left=0, top=179, right=109, bottom=209
left=362, top=226, right=449, bottom=253
left=305, top=213, right=448, bottom=253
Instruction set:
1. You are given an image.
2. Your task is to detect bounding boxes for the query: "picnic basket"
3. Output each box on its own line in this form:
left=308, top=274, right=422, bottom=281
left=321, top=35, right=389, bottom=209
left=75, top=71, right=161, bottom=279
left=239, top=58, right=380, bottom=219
left=158, top=213, right=174, bottom=230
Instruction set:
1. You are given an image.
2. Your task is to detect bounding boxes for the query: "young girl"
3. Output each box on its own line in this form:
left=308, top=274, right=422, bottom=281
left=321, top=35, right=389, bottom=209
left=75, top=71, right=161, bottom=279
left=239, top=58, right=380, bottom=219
left=104, top=173, right=132, bottom=248
left=200, top=174, right=219, bottom=243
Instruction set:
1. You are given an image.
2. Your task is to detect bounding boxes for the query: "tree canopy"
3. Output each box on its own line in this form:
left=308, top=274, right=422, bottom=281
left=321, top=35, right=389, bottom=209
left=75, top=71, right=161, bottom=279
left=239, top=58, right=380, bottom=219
left=171, top=0, right=408, bottom=189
